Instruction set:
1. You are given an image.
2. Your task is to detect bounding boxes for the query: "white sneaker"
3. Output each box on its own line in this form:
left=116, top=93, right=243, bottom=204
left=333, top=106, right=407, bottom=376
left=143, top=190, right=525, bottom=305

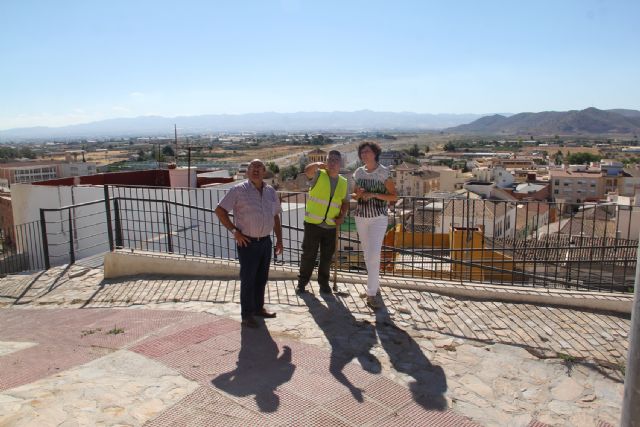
left=366, top=296, right=380, bottom=309
left=360, top=290, right=381, bottom=299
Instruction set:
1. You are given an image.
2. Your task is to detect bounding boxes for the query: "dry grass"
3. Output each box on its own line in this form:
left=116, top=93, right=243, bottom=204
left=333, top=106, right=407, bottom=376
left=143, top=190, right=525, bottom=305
left=44, top=150, right=130, bottom=166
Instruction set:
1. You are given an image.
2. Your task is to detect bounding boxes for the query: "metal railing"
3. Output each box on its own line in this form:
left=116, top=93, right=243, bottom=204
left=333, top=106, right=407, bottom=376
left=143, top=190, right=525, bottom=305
left=0, top=221, right=46, bottom=275
left=102, top=185, right=637, bottom=293
left=11, top=184, right=636, bottom=293
left=39, top=199, right=111, bottom=269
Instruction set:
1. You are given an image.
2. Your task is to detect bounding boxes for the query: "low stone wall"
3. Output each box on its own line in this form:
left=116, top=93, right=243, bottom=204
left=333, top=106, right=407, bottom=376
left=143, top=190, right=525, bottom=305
left=104, top=250, right=633, bottom=315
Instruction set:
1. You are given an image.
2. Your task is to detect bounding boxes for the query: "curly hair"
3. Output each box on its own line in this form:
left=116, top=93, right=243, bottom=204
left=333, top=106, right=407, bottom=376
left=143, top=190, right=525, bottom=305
left=357, top=141, right=382, bottom=163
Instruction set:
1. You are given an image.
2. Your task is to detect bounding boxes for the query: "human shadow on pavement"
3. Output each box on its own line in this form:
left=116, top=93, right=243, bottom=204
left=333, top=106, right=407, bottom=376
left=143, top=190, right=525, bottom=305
left=211, top=323, right=295, bottom=413
left=375, top=301, right=448, bottom=411
left=301, top=292, right=381, bottom=402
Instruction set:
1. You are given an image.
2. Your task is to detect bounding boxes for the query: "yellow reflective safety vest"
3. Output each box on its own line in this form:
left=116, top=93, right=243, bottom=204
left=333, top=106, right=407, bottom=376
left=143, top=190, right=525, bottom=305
left=304, top=170, right=348, bottom=226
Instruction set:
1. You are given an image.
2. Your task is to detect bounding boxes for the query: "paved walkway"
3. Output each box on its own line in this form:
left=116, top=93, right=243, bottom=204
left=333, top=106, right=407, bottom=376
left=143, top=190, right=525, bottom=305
left=0, top=263, right=628, bottom=426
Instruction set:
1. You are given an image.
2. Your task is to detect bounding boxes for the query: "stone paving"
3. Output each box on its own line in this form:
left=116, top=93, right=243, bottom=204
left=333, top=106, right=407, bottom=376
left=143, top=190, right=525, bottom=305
left=0, top=261, right=629, bottom=426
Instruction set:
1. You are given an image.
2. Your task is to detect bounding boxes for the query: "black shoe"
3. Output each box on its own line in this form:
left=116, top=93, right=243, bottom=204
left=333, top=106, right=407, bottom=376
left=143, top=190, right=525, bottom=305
left=255, top=309, right=276, bottom=318
left=319, top=285, right=332, bottom=294
left=296, top=285, right=307, bottom=294
left=241, top=316, right=259, bottom=328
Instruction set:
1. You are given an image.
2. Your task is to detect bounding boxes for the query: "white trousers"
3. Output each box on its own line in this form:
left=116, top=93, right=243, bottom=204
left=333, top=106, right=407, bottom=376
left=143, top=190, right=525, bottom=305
left=355, top=215, right=388, bottom=296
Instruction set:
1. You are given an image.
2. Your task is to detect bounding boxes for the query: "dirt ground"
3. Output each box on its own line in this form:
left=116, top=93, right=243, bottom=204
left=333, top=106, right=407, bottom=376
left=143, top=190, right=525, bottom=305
left=44, top=150, right=130, bottom=166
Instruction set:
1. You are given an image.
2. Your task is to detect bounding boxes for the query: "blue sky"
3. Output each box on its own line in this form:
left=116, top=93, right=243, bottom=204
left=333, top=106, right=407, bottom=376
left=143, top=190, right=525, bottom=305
left=1, top=0, right=638, bottom=130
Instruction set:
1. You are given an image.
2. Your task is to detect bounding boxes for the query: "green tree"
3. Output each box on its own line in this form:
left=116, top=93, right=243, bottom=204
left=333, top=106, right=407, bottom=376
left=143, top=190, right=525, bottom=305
left=266, top=161, right=280, bottom=174
left=162, top=145, right=175, bottom=157
left=404, top=143, right=420, bottom=157
left=281, top=164, right=299, bottom=180
left=566, top=152, right=601, bottom=165
left=553, top=150, right=564, bottom=165
left=404, top=156, right=419, bottom=165
left=310, top=135, right=332, bottom=145
left=0, top=147, right=17, bottom=159
left=18, top=147, right=36, bottom=159
left=443, top=142, right=456, bottom=152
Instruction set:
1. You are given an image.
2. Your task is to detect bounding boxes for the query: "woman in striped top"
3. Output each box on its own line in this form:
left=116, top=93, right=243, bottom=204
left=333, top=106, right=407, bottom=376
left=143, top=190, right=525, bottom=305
left=352, top=141, right=398, bottom=309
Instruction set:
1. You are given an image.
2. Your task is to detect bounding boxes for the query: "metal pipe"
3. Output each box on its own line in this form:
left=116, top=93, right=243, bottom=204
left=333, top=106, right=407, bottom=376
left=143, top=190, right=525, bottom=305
left=621, top=235, right=640, bottom=426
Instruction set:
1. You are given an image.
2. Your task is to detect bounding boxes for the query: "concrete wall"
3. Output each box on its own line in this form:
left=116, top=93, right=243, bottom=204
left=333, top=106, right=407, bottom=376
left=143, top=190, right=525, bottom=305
left=617, top=207, right=640, bottom=240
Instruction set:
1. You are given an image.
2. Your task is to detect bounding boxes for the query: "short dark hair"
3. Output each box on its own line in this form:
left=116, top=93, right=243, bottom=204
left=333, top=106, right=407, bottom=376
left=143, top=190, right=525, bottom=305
left=357, top=141, right=382, bottom=162
left=328, top=150, right=341, bottom=158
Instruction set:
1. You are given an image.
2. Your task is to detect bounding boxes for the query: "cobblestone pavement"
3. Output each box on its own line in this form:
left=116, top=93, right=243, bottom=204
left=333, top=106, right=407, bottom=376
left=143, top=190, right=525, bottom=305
left=0, top=263, right=628, bottom=426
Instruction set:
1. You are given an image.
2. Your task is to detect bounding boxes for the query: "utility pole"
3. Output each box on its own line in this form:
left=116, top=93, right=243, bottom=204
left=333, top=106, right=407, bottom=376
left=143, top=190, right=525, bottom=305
left=187, top=144, right=192, bottom=188
left=174, top=124, right=178, bottom=165
left=622, top=236, right=640, bottom=426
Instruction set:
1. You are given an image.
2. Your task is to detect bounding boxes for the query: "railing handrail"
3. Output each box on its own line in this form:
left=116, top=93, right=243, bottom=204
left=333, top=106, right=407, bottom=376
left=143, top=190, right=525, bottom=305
left=40, top=199, right=105, bottom=212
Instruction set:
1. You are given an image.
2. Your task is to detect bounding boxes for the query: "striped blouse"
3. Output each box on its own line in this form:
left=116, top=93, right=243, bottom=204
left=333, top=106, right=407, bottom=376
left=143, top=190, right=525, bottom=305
left=353, top=164, right=391, bottom=218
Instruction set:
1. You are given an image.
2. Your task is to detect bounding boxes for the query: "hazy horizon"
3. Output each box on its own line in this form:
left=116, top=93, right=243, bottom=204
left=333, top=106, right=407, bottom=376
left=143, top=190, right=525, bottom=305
left=1, top=110, right=499, bottom=132
left=1, top=1, right=639, bottom=130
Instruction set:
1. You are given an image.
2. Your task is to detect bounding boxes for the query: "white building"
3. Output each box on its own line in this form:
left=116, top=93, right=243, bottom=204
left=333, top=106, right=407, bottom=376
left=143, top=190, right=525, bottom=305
left=424, top=165, right=471, bottom=191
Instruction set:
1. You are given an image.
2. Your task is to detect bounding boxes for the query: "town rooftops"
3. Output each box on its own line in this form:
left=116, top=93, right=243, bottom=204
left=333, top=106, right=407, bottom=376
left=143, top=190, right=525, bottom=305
left=549, top=169, right=602, bottom=178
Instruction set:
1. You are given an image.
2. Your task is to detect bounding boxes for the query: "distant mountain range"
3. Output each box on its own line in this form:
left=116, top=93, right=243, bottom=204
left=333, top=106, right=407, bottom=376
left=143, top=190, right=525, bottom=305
left=0, top=111, right=490, bottom=141
left=2, top=108, right=638, bottom=141
left=447, top=107, right=640, bottom=135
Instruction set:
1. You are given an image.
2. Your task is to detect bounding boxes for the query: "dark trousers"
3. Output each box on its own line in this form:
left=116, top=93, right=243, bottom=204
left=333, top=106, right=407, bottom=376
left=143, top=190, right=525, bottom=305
left=298, top=222, right=336, bottom=288
left=237, top=237, right=272, bottom=319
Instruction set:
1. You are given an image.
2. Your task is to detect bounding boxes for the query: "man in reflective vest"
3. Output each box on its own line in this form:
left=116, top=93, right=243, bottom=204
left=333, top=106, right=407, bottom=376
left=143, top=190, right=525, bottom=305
left=297, top=150, right=349, bottom=294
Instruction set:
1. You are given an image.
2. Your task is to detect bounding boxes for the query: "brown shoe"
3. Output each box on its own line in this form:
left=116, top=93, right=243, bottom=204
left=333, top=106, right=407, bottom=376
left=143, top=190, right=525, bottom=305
left=241, top=316, right=259, bottom=328
left=255, top=309, right=276, bottom=318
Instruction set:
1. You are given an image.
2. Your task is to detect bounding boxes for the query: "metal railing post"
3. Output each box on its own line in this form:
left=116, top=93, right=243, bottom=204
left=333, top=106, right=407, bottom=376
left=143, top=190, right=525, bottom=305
left=68, top=210, right=75, bottom=264
left=104, top=185, right=114, bottom=251
left=114, top=199, right=123, bottom=247
left=39, top=209, right=50, bottom=270
left=621, top=235, right=640, bottom=426
left=164, top=202, right=173, bottom=253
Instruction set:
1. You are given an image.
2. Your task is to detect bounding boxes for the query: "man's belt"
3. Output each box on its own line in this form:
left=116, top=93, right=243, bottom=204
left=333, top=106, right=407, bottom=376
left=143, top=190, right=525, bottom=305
left=246, top=235, right=270, bottom=242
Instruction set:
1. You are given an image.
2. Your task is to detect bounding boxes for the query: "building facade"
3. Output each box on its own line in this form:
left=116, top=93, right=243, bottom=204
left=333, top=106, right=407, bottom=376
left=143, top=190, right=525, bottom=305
left=550, top=169, right=604, bottom=204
